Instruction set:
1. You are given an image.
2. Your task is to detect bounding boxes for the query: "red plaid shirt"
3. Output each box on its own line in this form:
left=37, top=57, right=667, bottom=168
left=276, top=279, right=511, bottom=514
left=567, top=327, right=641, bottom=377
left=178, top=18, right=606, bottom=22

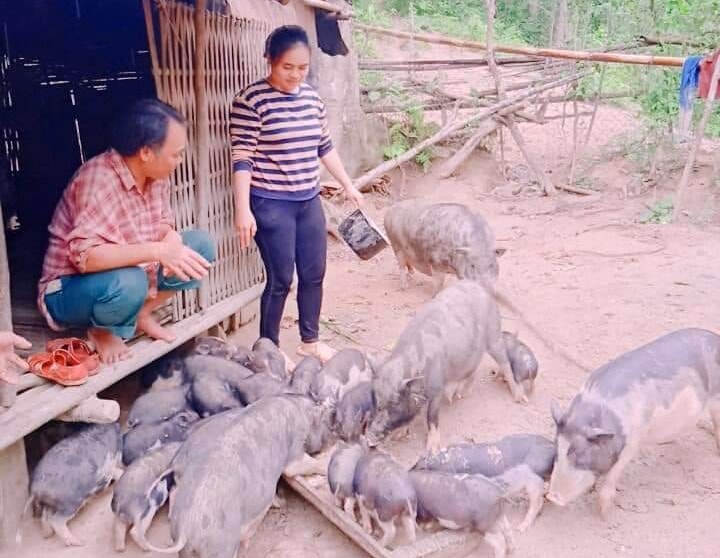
left=37, top=149, right=175, bottom=330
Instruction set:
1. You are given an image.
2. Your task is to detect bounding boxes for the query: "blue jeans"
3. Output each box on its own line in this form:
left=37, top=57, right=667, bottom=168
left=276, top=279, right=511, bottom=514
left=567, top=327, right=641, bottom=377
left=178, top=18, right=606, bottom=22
left=44, top=230, right=216, bottom=339
left=251, top=194, right=326, bottom=345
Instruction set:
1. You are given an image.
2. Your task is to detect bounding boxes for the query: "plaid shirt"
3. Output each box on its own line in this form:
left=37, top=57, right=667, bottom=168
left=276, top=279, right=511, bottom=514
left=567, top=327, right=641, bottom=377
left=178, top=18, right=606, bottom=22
left=38, top=149, right=175, bottom=330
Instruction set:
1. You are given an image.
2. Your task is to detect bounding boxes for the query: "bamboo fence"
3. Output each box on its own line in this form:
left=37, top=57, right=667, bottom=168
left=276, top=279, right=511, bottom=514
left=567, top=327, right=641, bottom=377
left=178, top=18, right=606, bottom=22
left=144, top=0, right=266, bottom=321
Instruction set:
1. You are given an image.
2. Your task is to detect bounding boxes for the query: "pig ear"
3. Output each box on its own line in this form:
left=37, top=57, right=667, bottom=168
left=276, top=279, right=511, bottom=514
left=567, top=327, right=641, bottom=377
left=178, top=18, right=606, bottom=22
left=401, top=376, right=425, bottom=394
left=550, top=400, right=565, bottom=426
left=177, top=412, right=194, bottom=426
left=495, top=248, right=507, bottom=258
left=195, top=343, right=210, bottom=355
left=586, top=428, right=614, bottom=442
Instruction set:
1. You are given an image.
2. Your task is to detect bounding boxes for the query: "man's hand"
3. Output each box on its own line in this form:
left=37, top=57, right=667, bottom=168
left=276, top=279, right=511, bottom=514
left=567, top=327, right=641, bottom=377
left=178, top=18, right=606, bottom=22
left=162, top=229, right=184, bottom=246
left=157, top=243, right=211, bottom=282
left=0, top=331, right=31, bottom=384
left=235, top=206, right=257, bottom=250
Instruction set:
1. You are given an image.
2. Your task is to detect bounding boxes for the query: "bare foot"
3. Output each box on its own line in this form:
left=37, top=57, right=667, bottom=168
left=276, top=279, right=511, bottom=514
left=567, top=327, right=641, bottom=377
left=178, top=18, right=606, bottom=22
left=88, top=328, right=131, bottom=364
left=297, top=341, right=336, bottom=363
left=137, top=311, right=176, bottom=343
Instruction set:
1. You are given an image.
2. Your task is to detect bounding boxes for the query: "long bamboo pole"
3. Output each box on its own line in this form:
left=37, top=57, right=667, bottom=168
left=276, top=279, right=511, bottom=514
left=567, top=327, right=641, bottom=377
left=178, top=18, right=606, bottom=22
left=353, top=71, right=588, bottom=190
left=355, top=23, right=686, bottom=67
left=193, top=0, right=210, bottom=309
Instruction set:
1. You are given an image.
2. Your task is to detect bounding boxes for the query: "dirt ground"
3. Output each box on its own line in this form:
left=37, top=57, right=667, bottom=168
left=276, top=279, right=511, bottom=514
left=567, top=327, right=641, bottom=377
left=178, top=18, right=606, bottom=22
left=14, top=34, right=720, bottom=558
left=15, top=97, right=720, bottom=558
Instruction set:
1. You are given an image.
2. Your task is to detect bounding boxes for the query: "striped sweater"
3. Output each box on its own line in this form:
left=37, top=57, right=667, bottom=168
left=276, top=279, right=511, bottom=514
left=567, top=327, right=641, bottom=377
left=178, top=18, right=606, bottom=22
left=230, top=79, right=334, bottom=200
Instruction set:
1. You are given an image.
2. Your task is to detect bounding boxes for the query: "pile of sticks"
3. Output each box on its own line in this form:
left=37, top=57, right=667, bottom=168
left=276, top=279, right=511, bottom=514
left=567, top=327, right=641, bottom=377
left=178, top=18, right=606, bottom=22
left=344, top=2, right=701, bottom=205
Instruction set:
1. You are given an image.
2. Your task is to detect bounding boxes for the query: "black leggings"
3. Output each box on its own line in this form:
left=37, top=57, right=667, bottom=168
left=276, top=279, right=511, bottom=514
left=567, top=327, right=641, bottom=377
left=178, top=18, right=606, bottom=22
left=251, top=194, right=327, bottom=345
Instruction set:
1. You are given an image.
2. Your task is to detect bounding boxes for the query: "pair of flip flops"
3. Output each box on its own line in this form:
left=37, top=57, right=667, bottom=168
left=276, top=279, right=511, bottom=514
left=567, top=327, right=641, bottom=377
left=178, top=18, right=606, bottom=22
left=28, top=338, right=100, bottom=386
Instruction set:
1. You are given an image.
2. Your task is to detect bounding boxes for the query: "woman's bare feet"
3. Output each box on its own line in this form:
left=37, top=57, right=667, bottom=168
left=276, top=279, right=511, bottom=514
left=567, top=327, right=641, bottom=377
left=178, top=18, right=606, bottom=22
left=88, top=328, right=131, bottom=364
left=297, top=341, right=336, bottom=363
left=137, top=311, right=176, bottom=343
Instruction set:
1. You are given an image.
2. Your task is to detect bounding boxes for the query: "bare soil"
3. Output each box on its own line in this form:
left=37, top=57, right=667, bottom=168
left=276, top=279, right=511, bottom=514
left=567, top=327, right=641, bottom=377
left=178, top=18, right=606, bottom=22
left=15, top=39, right=720, bottom=558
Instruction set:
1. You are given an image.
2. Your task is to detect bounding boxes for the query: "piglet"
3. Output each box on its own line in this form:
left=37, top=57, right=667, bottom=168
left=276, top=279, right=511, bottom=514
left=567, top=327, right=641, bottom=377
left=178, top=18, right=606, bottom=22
left=248, top=337, right=288, bottom=381
left=413, top=434, right=555, bottom=532
left=410, top=470, right=515, bottom=558
left=353, top=450, right=417, bottom=547
left=335, top=382, right=376, bottom=442
left=501, top=332, right=539, bottom=397
left=122, top=411, right=198, bottom=466
left=111, top=442, right=181, bottom=551
left=327, top=442, right=366, bottom=519
left=126, top=386, right=191, bottom=428
left=288, top=355, right=323, bottom=396
left=27, top=423, right=123, bottom=546
left=310, top=348, right=373, bottom=406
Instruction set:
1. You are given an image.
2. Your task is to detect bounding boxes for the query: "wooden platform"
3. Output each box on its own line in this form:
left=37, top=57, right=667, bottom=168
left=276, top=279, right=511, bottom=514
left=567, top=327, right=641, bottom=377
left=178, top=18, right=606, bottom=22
left=0, top=283, right=264, bottom=453
left=285, top=475, right=477, bottom=558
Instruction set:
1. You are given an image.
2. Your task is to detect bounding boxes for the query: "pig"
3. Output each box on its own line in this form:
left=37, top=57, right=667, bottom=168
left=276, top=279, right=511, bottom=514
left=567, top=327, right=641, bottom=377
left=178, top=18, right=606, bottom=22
left=111, top=442, right=181, bottom=551
left=192, top=336, right=238, bottom=359
left=26, top=423, right=123, bottom=546
left=383, top=199, right=505, bottom=294
left=368, top=281, right=524, bottom=453
left=234, top=373, right=287, bottom=406
left=248, top=337, right=288, bottom=381
left=230, top=345, right=253, bottom=368
left=353, top=450, right=417, bottom=547
left=184, top=355, right=254, bottom=416
left=139, top=395, right=336, bottom=558
left=126, top=386, right=191, bottom=428
left=288, top=355, right=324, bottom=396
left=335, top=381, right=376, bottom=442
left=409, top=470, right=515, bottom=558
left=122, top=410, right=199, bottom=466
left=547, top=328, right=720, bottom=519
left=310, top=348, right=374, bottom=406
left=141, top=357, right=188, bottom=391
left=502, top=332, right=539, bottom=397
left=412, top=434, right=556, bottom=532
left=327, top=442, right=366, bottom=519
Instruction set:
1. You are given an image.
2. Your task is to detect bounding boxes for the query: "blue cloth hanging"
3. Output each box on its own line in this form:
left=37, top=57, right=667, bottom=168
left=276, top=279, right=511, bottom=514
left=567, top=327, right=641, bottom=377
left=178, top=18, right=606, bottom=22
left=679, top=55, right=703, bottom=110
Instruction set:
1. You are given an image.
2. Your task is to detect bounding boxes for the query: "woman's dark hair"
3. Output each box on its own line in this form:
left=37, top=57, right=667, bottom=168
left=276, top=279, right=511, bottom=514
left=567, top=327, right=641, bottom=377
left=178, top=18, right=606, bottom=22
left=264, top=25, right=310, bottom=63
left=109, top=99, right=186, bottom=157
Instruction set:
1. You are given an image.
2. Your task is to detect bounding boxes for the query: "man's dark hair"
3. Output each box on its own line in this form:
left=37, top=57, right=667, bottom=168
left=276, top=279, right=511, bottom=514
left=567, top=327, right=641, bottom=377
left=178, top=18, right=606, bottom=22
left=109, top=99, right=186, bottom=157
left=264, top=25, right=310, bottom=63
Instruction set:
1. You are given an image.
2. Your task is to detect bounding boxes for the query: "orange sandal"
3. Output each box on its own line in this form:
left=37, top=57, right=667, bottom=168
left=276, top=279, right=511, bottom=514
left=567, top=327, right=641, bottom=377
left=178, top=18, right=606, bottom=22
left=45, top=337, right=100, bottom=376
left=28, top=349, right=90, bottom=387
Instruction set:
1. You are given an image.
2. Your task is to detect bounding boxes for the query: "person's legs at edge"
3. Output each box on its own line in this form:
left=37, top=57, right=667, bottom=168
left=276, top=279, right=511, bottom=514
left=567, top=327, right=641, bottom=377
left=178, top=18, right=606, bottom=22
left=251, top=197, right=297, bottom=346
left=295, top=195, right=334, bottom=362
left=44, top=267, right=149, bottom=363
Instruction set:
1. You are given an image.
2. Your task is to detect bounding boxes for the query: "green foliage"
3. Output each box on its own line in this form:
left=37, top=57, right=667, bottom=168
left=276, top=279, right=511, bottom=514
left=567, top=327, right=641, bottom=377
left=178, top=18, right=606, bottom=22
left=640, top=198, right=674, bottom=224
left=355, top=0, right=720, bottom=138
left=382, top=107, right=439, bottom=172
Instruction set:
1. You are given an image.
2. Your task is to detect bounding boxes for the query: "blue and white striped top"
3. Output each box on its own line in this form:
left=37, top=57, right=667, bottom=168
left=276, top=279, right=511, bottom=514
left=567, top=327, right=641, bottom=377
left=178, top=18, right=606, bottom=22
left=230, top=79, right=334, bottom=201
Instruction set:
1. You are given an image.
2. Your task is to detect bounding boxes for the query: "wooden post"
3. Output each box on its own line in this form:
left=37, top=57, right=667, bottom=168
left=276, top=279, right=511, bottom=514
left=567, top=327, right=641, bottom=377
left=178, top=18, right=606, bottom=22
left=0, top=205, right=15, bottom=408
left=485, top=0, right=556, bottom=196
left=672, top=59, right=720, bottom=221
left=142, top=0, right=162, bottom=95
left=0, top=205, right=28, bottom=551
left=193, top=0, right=210, bottom=309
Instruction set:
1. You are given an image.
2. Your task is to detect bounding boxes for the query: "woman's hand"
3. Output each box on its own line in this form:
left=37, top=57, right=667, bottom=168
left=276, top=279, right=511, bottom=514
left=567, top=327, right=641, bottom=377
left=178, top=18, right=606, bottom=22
left=235, top=206, right=257, bottom=249
left=343, top=184, right=364, bottom=208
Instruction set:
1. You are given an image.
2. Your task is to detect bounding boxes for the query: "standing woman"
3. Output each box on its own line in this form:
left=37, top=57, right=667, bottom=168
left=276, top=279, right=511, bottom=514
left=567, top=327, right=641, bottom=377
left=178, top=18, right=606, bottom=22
left=231, top=25, right=363, bottom=362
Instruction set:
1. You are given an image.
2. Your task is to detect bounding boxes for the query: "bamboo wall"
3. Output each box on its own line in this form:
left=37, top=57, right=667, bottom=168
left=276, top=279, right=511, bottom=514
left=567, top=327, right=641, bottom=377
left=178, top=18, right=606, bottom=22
left=148, top=1, right=267, bottom=321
